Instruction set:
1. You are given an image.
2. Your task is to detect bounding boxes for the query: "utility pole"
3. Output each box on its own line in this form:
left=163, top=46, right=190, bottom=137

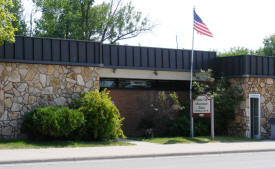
left=176, top=35, right=179, bottom=49
left=30, top=12, right=33, bottom=37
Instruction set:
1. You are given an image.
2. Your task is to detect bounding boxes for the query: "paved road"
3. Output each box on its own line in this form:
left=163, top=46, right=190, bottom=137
left=0, top=151, right=274, bottom=169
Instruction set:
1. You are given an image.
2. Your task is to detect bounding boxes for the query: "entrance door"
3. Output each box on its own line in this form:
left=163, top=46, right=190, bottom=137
left=249, top=94, right=261, bottom=139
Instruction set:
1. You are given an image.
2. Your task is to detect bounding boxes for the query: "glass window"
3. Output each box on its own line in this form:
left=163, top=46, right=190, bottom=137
left=100, top=79, right=116, bottom=88
left=100, top=79, right=188, bottom=90
left=118, top=79, right=152, bottom=89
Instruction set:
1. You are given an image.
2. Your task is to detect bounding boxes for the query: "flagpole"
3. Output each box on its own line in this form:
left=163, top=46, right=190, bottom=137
left=189, top=7, right=195, bottom=137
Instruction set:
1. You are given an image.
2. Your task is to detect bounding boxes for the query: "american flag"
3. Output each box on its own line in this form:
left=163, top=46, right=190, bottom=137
left=193, top=10, right=213, bottom=37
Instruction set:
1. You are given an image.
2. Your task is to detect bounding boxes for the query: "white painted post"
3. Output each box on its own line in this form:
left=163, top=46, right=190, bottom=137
left=211, top=98, right=215, bottom=140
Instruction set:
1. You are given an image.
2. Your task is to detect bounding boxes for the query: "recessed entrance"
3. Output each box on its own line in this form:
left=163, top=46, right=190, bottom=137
left=249, top=94, right=261, bottom=139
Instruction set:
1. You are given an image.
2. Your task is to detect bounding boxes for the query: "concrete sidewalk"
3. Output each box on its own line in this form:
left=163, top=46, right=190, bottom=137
left=0, top=140, right=275, bottom=164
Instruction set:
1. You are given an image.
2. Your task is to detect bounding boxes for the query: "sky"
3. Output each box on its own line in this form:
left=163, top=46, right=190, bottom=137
left=22, top=0, right=275, bottom=52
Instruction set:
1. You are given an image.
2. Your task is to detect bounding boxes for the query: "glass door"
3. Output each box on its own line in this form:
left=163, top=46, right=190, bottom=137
left=249, top=94, right=261, bottom=139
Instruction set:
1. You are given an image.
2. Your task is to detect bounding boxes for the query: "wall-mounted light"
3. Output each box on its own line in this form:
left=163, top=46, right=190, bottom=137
left=112, top=68, right=117, bottom=73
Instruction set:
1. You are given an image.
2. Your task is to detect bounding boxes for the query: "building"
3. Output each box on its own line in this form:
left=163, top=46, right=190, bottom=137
left=0, top=36, right=273, bottom=139
left=216, top=56, right=275, bottom=139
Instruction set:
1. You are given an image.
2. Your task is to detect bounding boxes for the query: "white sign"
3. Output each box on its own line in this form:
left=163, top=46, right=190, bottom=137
left=193, top=95, right=211, bottom=114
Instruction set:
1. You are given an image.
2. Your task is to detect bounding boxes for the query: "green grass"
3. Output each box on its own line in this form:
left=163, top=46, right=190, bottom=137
left=141, top=136, right=258, bottom=144
left=0, top=140, right=134, bottom=149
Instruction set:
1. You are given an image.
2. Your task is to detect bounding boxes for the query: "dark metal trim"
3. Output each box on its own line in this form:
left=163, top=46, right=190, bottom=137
left=0, top=36, right=217, bottom=72
left=0, top=59, right=101, bottom=67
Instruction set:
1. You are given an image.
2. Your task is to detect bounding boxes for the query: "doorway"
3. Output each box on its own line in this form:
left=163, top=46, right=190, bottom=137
left=249, top=94, right=261, bottom=139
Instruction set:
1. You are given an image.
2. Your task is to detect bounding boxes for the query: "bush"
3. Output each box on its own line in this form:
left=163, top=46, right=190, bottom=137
left=165, top=72, right=244, bottom=137
left=165, top=113, right=210, bottom=137
left=22, top=106, right=85, bottom=140
left=193, top=70, right=243, bottom=135
left=73, top=89, right=125, bottom=141
left=165, top=114, right=190, bottom=136
left=165, top=71, right=242, bottom=137
left=138, top=91, right=184, bottom=137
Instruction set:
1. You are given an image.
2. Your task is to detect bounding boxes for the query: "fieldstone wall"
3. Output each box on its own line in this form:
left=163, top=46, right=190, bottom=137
left=228, top=77, right=275, bottom=139
left=0, top=63, right=100, bottom=139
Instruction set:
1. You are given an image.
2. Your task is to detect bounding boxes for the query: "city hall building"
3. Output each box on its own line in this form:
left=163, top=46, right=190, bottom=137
left=0, top=36, right=274, bottom=139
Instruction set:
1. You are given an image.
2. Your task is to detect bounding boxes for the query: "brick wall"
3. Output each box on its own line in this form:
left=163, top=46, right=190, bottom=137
left=109, top=89, right=188, bottom=137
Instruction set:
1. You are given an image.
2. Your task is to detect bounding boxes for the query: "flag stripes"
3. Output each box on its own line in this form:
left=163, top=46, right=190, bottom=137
left=193, top=10, right=213, bottom=37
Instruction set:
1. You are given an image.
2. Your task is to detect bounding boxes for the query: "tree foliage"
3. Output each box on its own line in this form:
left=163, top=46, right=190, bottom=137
left=70, top=89, right=125, bottom=141
left=0, top=0, right=17, bottom=45
left=218, top=35, right=275, bottom=57
left=138, top=91, right=184, bottom=137
left=263, top=34, right=275, bottom=56
left=93, top=0, right=154, bottom=44
left=218, top=46, right=263, bottom=57
left=10, top=0, right=27, bottom=35
left=33, top=0, right=154, bottom=44
left=22, top=106, right=85, bottom=140
left=192, top=70, right=243, bottom=135
left=33, top=0, right=83, bottom=39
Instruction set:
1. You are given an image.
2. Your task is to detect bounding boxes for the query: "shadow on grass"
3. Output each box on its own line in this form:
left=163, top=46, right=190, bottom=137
left=146, top=136, right=259, bottom=145
left=128, top=137, right=144, bottom=141
left=184, top=137, right=210, bottom=143
left=163, top=137, right=209, bottom=144
left=164, top=140, right=184, bottom=144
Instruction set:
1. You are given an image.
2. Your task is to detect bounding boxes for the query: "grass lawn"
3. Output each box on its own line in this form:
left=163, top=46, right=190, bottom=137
left=142, top=136, right=258, bottom=144
left=0, top=140, right=134, bottom=149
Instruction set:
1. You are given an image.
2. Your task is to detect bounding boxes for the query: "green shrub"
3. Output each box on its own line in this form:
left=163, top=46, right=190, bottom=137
left=165, top=71, right=242, bottom=137
left=165, top=114, right=190, bottom=136
left=74, top=89, right=125, bottom=141
left=165, top=113, right=210, bottom=137
left=193, top=70, right=243, bottom=135
left=22, top=106, right=85, bottom=140
left=138, top=91, right=184, bottom=137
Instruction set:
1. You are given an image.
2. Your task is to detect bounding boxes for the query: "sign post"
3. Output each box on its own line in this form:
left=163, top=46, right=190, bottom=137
left=192, top=94, right=214, bottom=140
left=211, top=98, right=214, bottom=140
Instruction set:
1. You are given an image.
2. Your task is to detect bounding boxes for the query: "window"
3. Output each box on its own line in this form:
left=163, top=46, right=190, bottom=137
left=100, top=78, right=189, bottom=91
left=118, top=79, right=152, bottom=89
left=100, top=79, right=117, bottom=88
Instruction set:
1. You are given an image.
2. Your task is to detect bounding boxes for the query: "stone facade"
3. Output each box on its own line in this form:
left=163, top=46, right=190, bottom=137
left=228, top=77, right=275, bottom=139
left=0, top=63, right=100, bottom=139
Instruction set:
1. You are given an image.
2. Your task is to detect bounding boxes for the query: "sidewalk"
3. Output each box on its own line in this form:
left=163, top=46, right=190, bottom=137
left=0, top=140, right=275, bottom=164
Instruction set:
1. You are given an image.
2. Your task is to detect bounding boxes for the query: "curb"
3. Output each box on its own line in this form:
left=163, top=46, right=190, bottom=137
left=1, top=149, right=275, bottom=164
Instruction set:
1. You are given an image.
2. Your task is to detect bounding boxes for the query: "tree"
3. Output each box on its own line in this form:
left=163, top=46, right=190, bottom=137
left=219, top=35, right=275, bottom=57
left=10, top=0, right=28, bottom=35
left=263, top=34, right=275, bottom=56
left=33, top=0, right=154, bottom=44
left=218, top=47, right=263, bottom=57
left=33, top=0, right=85, bottom=39
left=92, top=0, right=154, bottom=44
left=0, top=0, right=17, bottom=45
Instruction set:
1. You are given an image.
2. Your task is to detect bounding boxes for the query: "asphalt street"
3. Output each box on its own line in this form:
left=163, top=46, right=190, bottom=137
left=0, top=151, right=274, bottom=169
